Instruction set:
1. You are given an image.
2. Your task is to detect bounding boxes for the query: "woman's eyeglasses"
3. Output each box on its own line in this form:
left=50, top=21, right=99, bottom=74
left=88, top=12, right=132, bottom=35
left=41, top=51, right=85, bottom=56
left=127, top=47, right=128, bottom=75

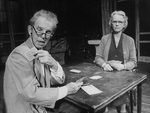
left=112, top=21, right=124, bottom=25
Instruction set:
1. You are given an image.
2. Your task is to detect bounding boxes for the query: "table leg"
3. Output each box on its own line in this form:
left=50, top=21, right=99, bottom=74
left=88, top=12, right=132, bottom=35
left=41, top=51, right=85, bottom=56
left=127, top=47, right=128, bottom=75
left=137, top=83, right=142, bottom=113
left=130, top=90, right=133, bottom=113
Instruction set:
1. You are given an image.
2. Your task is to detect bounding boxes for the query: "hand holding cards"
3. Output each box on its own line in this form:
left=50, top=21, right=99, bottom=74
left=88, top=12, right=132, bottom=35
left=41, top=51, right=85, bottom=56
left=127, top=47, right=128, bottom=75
left=25, top=47, right=38, bottom=61
left=76, top=77, right=86, bottom=83
left=76, top=77, right=102, bottom=95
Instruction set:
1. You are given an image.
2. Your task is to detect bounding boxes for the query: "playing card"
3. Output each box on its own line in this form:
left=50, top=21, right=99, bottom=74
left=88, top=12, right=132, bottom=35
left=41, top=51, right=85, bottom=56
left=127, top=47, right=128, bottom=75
left=25, top=47, right=38, bottom=61
left=70, top=69, right=81, bottom=73
left=76, top=77, right=86, bottom=83
left=81, top=85, right=102, bottom=95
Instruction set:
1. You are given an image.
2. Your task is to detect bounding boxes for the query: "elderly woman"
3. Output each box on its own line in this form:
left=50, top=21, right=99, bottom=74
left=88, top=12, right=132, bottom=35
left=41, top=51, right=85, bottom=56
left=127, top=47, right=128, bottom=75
left=95, top=11, right=137, bottom=113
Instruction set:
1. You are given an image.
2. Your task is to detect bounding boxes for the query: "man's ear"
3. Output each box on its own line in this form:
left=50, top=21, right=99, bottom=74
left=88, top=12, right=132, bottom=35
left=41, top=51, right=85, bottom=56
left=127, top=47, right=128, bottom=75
left=28, top=25, right=32, bottom=35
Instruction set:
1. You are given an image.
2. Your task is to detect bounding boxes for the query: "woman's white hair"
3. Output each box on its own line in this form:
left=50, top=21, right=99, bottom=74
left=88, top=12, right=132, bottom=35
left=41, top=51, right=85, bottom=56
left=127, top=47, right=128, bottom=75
left=109, top=10, right=128, bottom=31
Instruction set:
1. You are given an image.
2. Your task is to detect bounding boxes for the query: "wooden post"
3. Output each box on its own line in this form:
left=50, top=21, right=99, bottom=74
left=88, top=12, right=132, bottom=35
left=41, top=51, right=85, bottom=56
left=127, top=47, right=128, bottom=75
left=135, top=0, right=139, bottom=61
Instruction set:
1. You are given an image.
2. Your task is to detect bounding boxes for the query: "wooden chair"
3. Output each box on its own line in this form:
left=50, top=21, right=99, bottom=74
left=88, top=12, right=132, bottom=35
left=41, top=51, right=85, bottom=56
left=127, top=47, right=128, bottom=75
left=87, top=39, right=101, bottom=62
left=87, top=40, right=101, bottom=53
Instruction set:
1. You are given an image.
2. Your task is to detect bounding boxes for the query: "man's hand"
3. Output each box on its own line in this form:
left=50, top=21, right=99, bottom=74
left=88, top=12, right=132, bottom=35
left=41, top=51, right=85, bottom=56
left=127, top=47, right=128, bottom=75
left=66, top=82, right=83, bottom=95
left=36, top=50, right=57, bottom=67
left=76, top=77, right=86, bottom=83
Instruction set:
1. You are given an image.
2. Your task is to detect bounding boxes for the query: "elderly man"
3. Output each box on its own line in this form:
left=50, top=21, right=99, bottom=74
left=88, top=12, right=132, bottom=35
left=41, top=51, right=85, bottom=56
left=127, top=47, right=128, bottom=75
left=3, top=9, right=83, bottom=113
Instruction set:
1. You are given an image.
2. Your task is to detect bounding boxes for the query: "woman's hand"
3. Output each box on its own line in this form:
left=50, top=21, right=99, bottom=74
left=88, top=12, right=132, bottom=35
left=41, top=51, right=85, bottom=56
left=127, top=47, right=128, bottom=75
left=107, top=60, right=124, bottom=71
left=103, top=63, right=113, bottom=71
left=110, top=63, right=124, bottom=71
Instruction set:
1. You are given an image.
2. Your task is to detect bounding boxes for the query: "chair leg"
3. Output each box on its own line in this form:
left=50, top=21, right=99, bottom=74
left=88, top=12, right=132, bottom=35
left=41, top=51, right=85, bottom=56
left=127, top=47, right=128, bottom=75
left=126, top=103, right=131, bottom=113
left=116, top=106, right=121, bottom=113
left=3, top=99, right=6, bottom=113
left=133, top=88, right=137, bottom=106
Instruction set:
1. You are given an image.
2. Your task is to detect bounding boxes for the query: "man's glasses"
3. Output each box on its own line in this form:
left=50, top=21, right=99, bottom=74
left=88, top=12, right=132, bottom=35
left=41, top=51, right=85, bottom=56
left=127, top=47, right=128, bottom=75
left=112, top=21, right=124, bottom=25
left=31, top=25, right=54, bottom=39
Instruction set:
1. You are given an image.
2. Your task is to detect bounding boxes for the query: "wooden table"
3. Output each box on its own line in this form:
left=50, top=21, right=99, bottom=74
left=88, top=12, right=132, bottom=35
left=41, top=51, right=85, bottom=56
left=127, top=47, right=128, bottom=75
left=63, top=62, right=147, bottom=113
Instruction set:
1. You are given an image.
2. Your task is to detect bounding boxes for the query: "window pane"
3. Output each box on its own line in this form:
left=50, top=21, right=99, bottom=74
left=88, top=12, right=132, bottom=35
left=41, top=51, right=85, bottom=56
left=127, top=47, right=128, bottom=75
left=15, top=41, right=23, bottom=47
left=140, top=34, right=150, bottom=41
left=139, top=0, right=150, bottom=32
left=10, top=1, right=26, bottom=33
left=0, top=0, right=9, bottom=33
left=0, top=42, right=12, bottom=56
left=140, top=43, right=150, bottom=56
left=14, top=34, right=26, bottom=41
left=0, top=35, right=11, bottom=42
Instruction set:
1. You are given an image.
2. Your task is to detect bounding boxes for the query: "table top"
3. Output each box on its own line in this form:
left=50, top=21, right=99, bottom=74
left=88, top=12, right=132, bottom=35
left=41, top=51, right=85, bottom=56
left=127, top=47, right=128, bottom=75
left=63, top=62, right=147, bottom=112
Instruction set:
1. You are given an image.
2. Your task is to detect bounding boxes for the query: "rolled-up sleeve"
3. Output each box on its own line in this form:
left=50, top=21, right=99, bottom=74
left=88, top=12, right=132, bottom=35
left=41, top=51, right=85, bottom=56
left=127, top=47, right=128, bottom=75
left=50, top=62, right=65, bottom=84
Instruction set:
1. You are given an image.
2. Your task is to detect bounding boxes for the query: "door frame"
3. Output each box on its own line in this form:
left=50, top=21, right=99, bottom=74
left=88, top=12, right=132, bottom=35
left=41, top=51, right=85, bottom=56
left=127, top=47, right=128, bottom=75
left=135, top=0, right=150, bottom=62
